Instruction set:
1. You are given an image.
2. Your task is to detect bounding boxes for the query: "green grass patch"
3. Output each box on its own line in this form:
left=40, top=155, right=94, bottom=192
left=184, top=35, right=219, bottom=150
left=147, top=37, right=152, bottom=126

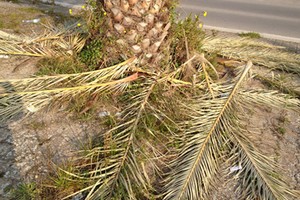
left=276, top=126, right=286, bottom=135
left=0, top=13, right=21, bottom=30
left=170, top=14, right=205, bottom=64
left=19, top=7, right=41, bottom=14
left=0, top=6, right=42, bottom=31
left=4, top=0, right=19, bottom=2
left=79, top=39, right=104, bottom=69
left=10, top=183, right=40, bottom=200
left=238, top=32, right=261, bottom=39
left=36, top=57, right=88, bottom=75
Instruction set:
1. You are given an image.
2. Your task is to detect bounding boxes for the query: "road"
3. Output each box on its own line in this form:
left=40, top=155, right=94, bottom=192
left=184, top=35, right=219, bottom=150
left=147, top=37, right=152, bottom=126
left=52, top=0, right=300, bottom=41
left=179, top=0, right=300, bottom=40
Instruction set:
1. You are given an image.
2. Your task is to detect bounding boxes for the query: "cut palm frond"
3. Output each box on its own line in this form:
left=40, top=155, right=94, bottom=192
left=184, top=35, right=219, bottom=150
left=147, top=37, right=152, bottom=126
left=202, top=36, right=300, bottom=74
left=0, top=23, right=86, bottom=57
left=0, top=30, right=25, bottom=42
left=229, top=88, right=299, bottom=200
left=0, top=58, right=137, bottom=121
left=254, top=74, right=300, bottom=98
left=63, top=81, right=157, bottom=200
left=164, top=59, right=298, bottom=199
left=239, top=89, right=300, bottom=110
left=0, top=57, right=136, bottom=92
left=0, top=73, right=137, bottom=121
left=163, top=62, right=253, bottom=200
left=227, top=118, right=297, bottom=200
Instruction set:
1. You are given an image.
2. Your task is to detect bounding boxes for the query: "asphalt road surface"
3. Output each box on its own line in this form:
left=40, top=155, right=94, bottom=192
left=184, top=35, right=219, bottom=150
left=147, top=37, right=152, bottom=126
left=179, top=0, right=300, bottom=40
left=52, top=0, right=300, bottom=40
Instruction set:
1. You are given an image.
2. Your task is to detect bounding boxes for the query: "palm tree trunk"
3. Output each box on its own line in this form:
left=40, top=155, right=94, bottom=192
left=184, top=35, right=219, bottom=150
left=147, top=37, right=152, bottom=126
left=102, top=0, right=173, bottom=65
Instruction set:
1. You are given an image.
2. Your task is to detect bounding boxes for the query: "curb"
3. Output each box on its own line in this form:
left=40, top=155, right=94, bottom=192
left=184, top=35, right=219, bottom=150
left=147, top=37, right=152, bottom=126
left=203, top=25, right=300, bottom=44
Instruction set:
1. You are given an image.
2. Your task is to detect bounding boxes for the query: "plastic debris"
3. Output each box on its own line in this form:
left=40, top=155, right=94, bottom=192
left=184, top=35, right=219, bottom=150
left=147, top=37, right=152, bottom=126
left=72, top=192, right=84, bottom=200
left=98, top=111, right=110, bottom=117
left=26, top=103, right=39, bottom=113
left=230, top=165, right=242, bottom=173
left=0, top=55, right=9, bottom=59
left=22, top=18, right=40, bottom=23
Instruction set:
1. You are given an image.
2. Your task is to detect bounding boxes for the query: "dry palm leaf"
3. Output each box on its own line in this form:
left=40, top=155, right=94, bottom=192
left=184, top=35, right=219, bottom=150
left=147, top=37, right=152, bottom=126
left=0, top=58, right=137, bottom=121
left=163, top=60, right=299, bottom=200
left=163, top=61, right=253, bottom=199
left=0, top=23, right=86, bottom=57
left=62, top=81, right=157, bottom=200
left=202, top=36, right=300, bottom=74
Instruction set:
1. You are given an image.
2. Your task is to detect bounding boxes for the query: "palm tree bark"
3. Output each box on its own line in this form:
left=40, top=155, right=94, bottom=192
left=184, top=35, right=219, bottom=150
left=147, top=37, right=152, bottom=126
left=101, top=0, right=173, bottom=65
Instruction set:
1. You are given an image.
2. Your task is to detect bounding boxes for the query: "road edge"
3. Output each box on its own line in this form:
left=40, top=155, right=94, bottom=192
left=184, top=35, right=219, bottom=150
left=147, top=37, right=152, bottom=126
left=204, top=25, right=300, bottom=44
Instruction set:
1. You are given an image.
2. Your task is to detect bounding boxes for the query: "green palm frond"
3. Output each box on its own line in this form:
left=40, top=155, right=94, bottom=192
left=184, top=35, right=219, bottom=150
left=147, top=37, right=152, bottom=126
left=0, top=58, right=137, bottom=121
left=163, top=62, right=253, bottom=200
left=202, top=36, right=300, bottom=74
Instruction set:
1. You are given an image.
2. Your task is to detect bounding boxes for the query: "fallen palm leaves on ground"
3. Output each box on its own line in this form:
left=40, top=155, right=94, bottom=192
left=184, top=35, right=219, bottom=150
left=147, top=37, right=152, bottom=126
left=0, top=22, right=300, bottom=200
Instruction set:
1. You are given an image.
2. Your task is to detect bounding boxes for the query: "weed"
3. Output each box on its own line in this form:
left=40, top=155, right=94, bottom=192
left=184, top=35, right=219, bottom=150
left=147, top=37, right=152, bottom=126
left=211, top=29, right=219, bottom=37
left=170, top=14, right=205, bottom=64
left=36, top=57, right=87, bottom=75
left=273, top=112, right=289, bottom=136
left=277, top=112, right=289, bottom=124
left=78, top=2, right=115, bottom=67
left=4, top=0, right=19, bottom=3
left=25, top=120, right=46, bottom=131
left=0, top=13, right=20, bottom=30
left=44, top=165, right=87, bottom=199
left=79, top=39, right=104, bottom=69
left=19, top=7, right=40, bottom=14
left=238, top=32, right=261, bottom=39
left=67, top=94, right=100, bottom=122
left=276, top=126, right=286, bottom=135
left=10, top=183, right=39, bottom=200
left=103, top=115, right=117, bottom=128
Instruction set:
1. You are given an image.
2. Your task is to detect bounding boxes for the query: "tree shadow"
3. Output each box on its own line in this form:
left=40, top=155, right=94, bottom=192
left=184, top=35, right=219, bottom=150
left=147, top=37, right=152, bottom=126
left=0, top=82, right=23, bottom=199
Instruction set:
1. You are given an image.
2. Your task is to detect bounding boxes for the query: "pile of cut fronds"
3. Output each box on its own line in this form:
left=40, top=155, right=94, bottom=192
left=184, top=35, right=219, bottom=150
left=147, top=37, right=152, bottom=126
left=1, top=14, right=300, bottom=200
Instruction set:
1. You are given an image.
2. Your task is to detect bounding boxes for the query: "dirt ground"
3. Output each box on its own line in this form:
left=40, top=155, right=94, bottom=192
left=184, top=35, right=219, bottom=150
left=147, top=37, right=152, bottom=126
left=0, top=1, right=100, bottom=199
left=0, top=1, right=299, bottom=200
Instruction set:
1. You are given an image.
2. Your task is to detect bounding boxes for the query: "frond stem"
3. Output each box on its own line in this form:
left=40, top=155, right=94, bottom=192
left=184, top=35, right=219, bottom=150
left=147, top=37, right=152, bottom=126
left=109, top=82, right=156, bottom=197
left=177, top=61, right=252, bottom=199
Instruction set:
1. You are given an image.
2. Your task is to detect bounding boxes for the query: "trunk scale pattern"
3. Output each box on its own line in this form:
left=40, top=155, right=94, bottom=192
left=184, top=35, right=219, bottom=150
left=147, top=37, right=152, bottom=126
left=103, top=0, right=172, bottom=65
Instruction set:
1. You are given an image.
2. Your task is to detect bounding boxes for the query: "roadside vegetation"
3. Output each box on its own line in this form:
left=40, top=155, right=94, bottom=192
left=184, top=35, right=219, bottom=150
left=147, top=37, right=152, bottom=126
left=238, top=32, right=261, bottom=39
left=0, top=0, right=299, bottom=199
